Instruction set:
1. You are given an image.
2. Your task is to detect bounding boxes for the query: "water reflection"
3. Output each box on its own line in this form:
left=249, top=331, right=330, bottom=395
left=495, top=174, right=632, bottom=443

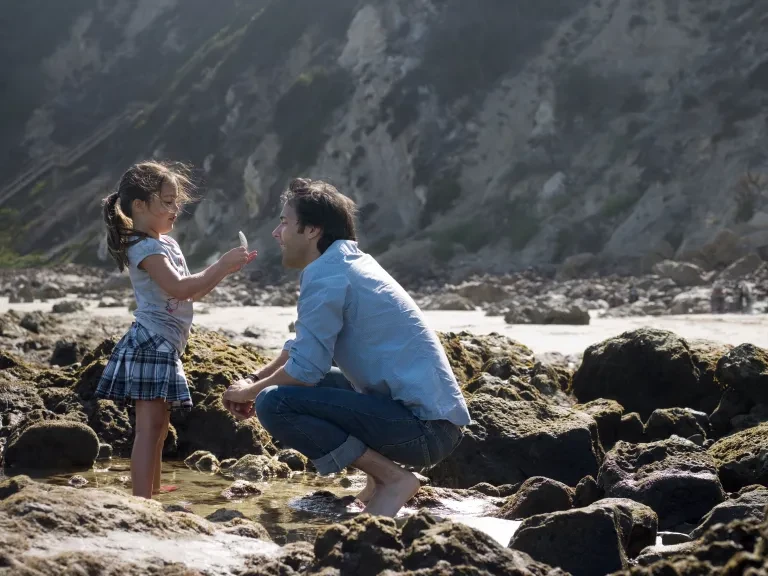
left=1, top=459, right=520, bottom=546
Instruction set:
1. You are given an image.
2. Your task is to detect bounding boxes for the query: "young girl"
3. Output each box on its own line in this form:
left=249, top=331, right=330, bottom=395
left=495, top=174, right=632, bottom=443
left=97, top=160, right=256, bottom=499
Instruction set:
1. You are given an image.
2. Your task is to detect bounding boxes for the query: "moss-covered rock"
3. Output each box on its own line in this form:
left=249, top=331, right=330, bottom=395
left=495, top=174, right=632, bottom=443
left=574, top=398, right=625, bottom=448
left=4, top=418, right=99, bottom=469
left=229, top=454, right=291, bottom=481
left=711, top=343, right=768, bottom=435
left=707, top=421, right=768, bottom=491
left=572, top=328, right=725, bottom=419
left=429, top=396, right=603, bottom=488
left=438, top=331, right=535, bottom=388
left=498, top=476, right=574, bottom=520
left=598, top=437, right=725, bottom=530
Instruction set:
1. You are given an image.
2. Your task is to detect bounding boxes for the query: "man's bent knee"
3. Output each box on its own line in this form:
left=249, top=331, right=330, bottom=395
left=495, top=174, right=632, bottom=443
left=255, top=385, right=282, bottom=424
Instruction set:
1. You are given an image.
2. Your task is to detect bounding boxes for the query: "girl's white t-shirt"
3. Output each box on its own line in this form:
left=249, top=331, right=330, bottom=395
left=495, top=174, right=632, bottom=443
left=126, top=235, right=193, bottom=354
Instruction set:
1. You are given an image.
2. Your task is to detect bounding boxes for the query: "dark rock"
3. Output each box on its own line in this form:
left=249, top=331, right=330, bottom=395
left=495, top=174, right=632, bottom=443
left=96, top=443, right=112, bottom=460
left=644, top=407, right=709, bottom=442
left=4, top=419, right=99, bottom=469
left=429, top=396, right=603, bottom=488
left=51, top=300, right=86, bottom=314
left=68, top=474, right=88, bottom=488
left=206, top=508, right=246, bottom=523
left=276, top=448, right=307, bottom=472
left=711, top=343, right=768, bottom=436
left=630, top=517, right=763, bottom=572
left=574, top=475, right=603, bottom=507
left=504, top=303, right=590, bottom=325
left=718, top=252, right=764, bottom=281
left=572, top=328, right=724, bottom=419
left=88, top=400, right=132, bottom=455
left=510, top=498, right=658, bottom=576
left=49, top=339, right=87, bottom=366
left=498, top=476, right=573, bottom=520
left=598, top=437, right=726, bottom=530
left=19, top=313, right=41, bottom=333
left=707, top=421, right=768, bottom=491
left=574, top=398, right=624, bottom=448
left=690, top=487, right=768, bottom=538
left=311, top=510, right=562, bottom=575
left=652, top=260, right=707, bottom=286
left=221, top=480, right=262, bottom=500
left=617, top=412, right=645, bottom=443
left=422, top=293, right=476, bottom=310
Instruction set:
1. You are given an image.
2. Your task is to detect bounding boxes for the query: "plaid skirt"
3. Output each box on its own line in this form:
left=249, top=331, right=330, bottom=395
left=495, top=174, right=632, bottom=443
left=95, top=322, right=192, bottom=411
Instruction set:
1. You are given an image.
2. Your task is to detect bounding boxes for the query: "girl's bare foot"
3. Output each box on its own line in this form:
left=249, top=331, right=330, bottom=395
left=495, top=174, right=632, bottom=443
left=357, top=474, right=377, bottom=504
left=153, top=485, right=178, bottom=495
left=362, top=470, right=420, bottom=517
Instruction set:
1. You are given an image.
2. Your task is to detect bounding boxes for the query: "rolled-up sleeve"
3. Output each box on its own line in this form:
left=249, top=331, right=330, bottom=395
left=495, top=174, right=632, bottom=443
left=283, top=271, right=348, bottom=384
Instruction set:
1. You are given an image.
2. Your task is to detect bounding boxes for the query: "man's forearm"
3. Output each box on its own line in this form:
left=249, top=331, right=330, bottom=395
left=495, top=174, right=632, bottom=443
left=247, top=366, right=312, bottom=399
left=252, top=349, right=290, bottom=380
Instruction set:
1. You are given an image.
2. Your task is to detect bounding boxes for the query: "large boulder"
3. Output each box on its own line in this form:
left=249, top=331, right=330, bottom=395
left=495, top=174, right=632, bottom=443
left=229, top=454, right=291, bottom=481
left=572, top=328, right=724, bottom=419
left=652, top=260, right=707, bottom=286
left=4, top=418, right=99, bottom=468
left=598, top=437, right=726, bottom=530
left=711, top=343, right=768, bottom=435
left=718, top=252, right=764, bottom=281
left=707, top=422, right=768, bottom=491
left=690, top=487, right=768, bottom=538
left=509, top=498, right=657, bottom=576
left=429, top=396, right=603, bottom=488
left=497, top=476, right=573, bottom=520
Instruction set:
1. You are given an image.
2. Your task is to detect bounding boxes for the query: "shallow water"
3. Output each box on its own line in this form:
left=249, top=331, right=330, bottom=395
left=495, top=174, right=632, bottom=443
left=1, top=459, right=518, bottom=546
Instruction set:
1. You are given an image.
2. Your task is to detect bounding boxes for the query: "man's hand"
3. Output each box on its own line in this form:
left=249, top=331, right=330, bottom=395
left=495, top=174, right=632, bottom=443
left=223, top=377, right=259, bottom=403
left=223, top=398, right=255, bottom=421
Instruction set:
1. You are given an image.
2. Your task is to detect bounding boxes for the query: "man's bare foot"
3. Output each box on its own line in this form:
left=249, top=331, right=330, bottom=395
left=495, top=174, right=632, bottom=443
left=357, top=474, right=378, bottom=504
left=362, top=471, right=420, bottom=517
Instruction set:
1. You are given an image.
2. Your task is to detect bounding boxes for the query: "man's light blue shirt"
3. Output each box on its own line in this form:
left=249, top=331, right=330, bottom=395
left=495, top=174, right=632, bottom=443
left=283, top=240, right=471, bottom=426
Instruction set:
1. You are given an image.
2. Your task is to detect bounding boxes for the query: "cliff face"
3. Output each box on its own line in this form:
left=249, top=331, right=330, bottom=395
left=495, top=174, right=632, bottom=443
left=1, top=0, right=767, bottom=281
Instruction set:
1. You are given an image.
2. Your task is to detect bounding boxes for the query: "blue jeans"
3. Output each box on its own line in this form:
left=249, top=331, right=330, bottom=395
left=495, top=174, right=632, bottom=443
left=255, top=368, right=464, bottom=475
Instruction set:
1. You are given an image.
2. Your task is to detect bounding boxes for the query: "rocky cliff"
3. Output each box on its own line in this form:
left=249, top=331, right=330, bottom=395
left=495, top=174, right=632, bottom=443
left=1, top=0, right=768, bottom=281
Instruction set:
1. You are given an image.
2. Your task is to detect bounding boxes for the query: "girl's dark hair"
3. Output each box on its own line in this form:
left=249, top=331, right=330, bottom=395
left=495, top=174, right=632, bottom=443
left=280, top=178, right=358, bottom=254
left=102, top=161, right=194, bottom=271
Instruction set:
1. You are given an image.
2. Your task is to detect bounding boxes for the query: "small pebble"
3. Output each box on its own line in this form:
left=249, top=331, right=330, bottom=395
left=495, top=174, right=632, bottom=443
left=68, top=475, right=88, bottom=488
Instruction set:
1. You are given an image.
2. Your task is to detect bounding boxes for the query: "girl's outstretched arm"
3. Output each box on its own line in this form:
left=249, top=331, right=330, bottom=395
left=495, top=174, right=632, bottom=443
left=140, top=247, right=254, bottom=301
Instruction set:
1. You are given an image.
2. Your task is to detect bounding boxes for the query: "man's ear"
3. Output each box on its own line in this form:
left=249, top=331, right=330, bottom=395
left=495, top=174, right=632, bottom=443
left=306, top=225, right=323, bottom=241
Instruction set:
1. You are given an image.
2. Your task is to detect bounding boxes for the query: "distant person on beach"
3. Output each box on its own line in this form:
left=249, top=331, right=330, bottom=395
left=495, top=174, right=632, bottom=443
left=221, top=178, right=469, bottom=517
left=737, top=281, right=754, bottom=314
left=710, top=284, right=726, bottom=314
left=97, top=161, right=256, bottom=499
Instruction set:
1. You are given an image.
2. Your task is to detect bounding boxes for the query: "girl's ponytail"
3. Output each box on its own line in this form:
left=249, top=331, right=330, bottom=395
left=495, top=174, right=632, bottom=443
left=102, top=191, right=131, bottom=271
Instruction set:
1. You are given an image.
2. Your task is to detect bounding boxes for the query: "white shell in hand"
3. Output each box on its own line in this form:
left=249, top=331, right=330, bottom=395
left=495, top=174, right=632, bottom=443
left=238, top=231, right=248, bottom=250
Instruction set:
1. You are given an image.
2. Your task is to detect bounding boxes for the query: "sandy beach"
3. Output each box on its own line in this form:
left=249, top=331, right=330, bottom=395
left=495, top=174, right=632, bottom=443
left=3, top=296, right=767, bottom=356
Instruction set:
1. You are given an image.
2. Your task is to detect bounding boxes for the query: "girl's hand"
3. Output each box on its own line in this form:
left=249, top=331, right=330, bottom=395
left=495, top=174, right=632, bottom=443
left=219, top=247, right=258, bottom=274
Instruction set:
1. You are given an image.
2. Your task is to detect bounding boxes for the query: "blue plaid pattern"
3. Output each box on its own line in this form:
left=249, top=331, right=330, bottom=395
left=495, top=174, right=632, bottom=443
left=95, top=322, right=192, bottom=411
